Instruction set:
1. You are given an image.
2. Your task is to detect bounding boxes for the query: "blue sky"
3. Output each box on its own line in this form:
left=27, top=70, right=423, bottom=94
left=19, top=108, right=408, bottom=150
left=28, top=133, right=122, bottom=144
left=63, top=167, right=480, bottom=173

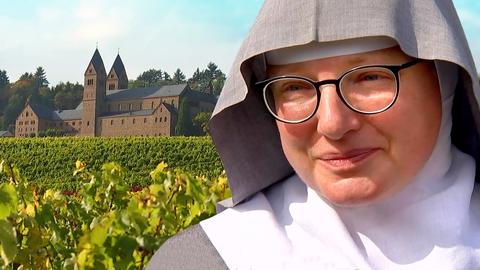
left=0, top=0, right=478, bottom=86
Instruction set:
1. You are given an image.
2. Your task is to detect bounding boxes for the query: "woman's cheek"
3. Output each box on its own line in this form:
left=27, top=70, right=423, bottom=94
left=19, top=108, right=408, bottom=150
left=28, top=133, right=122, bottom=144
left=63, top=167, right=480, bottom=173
left=277, top=120, right=317, bottom=143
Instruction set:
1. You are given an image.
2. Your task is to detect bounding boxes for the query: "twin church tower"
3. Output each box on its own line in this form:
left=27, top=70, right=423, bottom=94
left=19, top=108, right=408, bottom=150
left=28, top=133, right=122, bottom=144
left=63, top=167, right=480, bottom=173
left=81, top=48, right=128, bottom=136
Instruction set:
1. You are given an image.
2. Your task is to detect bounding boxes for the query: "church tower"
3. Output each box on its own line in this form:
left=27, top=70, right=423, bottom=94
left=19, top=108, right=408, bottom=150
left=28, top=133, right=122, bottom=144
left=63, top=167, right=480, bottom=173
left=81, top=48, right=107, bottom=136
left=107, top=54, right=128, bottom=90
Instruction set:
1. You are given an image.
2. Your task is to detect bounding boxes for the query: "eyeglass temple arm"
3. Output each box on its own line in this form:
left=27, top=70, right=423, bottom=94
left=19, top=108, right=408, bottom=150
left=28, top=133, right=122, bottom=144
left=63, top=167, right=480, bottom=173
left=399, top=59, right=422, bottom=70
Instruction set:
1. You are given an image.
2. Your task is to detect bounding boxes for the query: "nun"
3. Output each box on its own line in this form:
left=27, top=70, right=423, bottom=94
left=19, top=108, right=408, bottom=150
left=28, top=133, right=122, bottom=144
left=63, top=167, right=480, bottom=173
left=148, top=0, right=480, bottom=269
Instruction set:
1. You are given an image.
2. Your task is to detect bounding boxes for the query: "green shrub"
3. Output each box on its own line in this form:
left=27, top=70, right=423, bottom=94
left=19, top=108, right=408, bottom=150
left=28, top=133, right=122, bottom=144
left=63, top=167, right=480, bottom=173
left=0, top=159, right=231, bottom=269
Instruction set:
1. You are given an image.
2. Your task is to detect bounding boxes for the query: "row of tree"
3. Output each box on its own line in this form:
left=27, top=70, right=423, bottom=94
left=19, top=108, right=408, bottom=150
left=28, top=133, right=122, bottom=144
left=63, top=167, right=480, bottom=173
left=0, top=62, right=225, bottom=134
left=129, top=62, right=225, bottom=96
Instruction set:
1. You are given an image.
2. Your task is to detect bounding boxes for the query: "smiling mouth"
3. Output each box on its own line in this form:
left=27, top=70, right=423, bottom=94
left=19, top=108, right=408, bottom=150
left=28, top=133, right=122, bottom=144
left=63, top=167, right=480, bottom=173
left=318, top=148, right=379, bottom=170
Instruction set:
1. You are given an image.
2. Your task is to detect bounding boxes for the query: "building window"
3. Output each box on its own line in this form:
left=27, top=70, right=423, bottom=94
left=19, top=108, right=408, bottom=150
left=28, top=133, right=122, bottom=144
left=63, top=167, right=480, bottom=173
left=111, top=120, right=114, bottom=125
left=133, top=119, right=135, bottom=124
left=118, top=104, right=121, bottom=110
left=26, top=112, right=29, bottom=117
left=31, top=120, right=35, bottom=124
left=87, top=121, right=90, bottom=126
left=129, top=104, right=132, bottom=110
left=72, top=122, right=75, bottom=126
left=109, top=84, right=115, bottom=90
left=89, top=69, right=92, bottom=73
left=144, top=118, right=147, bottom=123
left=164, top=117, right=167, bottom=122
left=160, top=108, right=162, bottom=112
left=79, top=121, right=82, bottom=125
left=87, top=79, right=94, bottom=85
left=160, top=118, right=162, bottom=123
left=110, top=74, right=114, bottom=78
left=19, top=121, right=23, bottom=125
left=155, top=117, right=157, bottom=123
left=151, top=101, right=154, bottom=108
left=121, top=119, right=124, bottom=125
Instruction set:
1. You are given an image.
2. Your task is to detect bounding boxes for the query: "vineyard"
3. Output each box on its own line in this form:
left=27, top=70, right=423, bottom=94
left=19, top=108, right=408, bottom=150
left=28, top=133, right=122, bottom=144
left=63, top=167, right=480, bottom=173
left=0, top=137, right=223, bottom=191
left=0, top=159, right=231, bottom=269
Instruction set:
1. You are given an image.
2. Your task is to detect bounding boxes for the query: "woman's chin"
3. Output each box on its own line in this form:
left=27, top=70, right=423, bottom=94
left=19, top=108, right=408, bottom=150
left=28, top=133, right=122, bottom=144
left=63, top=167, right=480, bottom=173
left=316, top=176, right=383, bottom=207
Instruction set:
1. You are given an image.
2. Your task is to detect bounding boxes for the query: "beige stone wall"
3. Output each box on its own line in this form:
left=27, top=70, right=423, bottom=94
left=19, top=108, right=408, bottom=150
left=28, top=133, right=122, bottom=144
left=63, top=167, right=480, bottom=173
left=44, top=120, right=82, bottom=135
left=141, top=97, right=162, bottom=110
left=82, top=63, right=98, bottom=136
left=162, top=96, right=179, bottom=108
left=15, top=105, right=40, bottom=137
left=106, top=70, right=118, bottom=90
left=98, top=104, right=173, bottom=137
left=106, top=96, right=178, bottom=114
left=81, top=100, right=96, bottom=136
left=107, top=99, right=144, bottom=112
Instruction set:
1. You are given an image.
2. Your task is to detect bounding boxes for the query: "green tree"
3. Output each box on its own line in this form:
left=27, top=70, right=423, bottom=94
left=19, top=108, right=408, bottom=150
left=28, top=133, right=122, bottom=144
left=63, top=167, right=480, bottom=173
left=172, top=68, right=186, bottom=84
left=212, top=73, right=226, bottom=96
left=0, top=69, right=8, bottom=91
left=192, top=112, right=212, bottom=135
left=175, top=98, right=194, bottom=136
left=163, top=71, right=171, bottom=81
left=137, top=69, right=163, bottom=86
left=187, top=63, right=225, bottom=94
left=0, top=69, right=10, bottom=129
left=3, top=93, right=24, bottom=128
left=52, top=82, right=83, bottom=110
left=34, top=66, right=49, bottom=88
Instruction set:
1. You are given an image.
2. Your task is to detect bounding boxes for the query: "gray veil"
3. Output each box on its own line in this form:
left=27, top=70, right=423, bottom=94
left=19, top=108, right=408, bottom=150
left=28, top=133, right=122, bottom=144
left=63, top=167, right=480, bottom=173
left=209, top=0, right=480, bottom=207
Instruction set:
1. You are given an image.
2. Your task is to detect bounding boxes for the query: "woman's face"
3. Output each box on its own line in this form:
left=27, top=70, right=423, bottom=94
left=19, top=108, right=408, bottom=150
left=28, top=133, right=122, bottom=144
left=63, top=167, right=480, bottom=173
left=268, top=47, right=442, bottom=206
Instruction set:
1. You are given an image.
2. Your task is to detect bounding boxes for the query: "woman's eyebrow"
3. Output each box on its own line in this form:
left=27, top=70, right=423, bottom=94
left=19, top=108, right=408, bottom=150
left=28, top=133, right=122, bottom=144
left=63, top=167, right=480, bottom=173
left=345, top=55, right=370, bottom=67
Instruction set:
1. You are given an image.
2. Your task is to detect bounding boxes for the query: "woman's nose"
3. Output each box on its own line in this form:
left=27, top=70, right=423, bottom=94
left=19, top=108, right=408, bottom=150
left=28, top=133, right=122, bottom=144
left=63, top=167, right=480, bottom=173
left=315, top=85, right=361, bottom=140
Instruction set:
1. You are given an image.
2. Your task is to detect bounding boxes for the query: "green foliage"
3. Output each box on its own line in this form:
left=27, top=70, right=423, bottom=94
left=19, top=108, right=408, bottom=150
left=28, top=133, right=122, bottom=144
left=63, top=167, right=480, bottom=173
left=192, top=112, right=212, bottom=135
left=188, top=62, right=226, bottom=95
left=34, top=67, right=49, bottom=88
left=3, top=93, right=25, bottom=128
left=175, top=98, right=194, bottom=136
left=172, top=69, right=186, bottom=84
left=0, top=137, right=222, bottom=191
left=136, top=69, right=165, bottom=86
left=0, top=70, right=8, bottom=91
left=52, top=82, right=83, bottom=110
left=0, top=158, right=230, bottom=269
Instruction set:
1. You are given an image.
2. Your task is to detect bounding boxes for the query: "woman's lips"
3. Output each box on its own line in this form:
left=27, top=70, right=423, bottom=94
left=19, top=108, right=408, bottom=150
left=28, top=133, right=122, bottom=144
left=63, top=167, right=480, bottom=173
left=318, top=148, right=379, bottom=170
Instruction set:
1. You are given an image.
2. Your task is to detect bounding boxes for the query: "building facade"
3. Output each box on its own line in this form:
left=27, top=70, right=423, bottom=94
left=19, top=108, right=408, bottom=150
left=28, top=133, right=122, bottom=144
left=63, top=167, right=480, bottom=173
left=15, top=49, right=216, bottom=137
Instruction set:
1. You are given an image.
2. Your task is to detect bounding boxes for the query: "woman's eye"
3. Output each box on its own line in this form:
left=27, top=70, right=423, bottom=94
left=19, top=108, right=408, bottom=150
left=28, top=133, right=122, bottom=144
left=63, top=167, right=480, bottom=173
left=284, top=84, right=305, bottom=91
left=361, top=74, right=380, bottom=81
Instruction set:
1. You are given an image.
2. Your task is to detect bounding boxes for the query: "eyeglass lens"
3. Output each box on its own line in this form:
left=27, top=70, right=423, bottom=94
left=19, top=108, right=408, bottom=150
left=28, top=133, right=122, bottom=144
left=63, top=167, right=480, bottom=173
left=264, top=67, right=398, bottom=122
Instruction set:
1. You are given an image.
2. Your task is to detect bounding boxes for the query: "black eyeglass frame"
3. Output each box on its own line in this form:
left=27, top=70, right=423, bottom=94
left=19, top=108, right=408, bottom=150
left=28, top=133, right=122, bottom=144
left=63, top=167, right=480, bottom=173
left=255, top=59, right=422, bottom=124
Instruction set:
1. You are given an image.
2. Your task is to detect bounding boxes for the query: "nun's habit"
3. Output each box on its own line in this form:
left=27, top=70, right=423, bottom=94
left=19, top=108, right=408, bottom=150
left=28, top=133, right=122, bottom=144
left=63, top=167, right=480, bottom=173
left=147, top=0, right=480, bottom=269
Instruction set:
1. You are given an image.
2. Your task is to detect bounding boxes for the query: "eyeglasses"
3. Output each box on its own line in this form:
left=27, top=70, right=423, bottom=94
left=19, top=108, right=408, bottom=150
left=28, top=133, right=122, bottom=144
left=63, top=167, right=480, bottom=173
left=256, top=59, right=422, bottom=124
